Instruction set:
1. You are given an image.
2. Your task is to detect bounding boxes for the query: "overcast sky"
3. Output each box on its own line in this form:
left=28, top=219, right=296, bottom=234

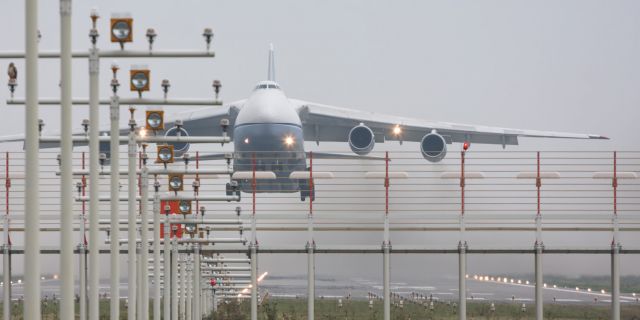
left=0, top=1, right=639, bottom=282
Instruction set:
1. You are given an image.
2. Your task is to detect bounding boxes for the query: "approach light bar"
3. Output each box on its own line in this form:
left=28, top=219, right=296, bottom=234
left=110, top=13, right=133, bottom=49
left=145, top=110, right=164, bottom=131
left=156, top=144, right=174, bottom=164
left=168, top=173, right=184, bottom=192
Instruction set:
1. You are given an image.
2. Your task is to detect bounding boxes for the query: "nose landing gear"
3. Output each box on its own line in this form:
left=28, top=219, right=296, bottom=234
left=299, top=178, right=315, bottom=202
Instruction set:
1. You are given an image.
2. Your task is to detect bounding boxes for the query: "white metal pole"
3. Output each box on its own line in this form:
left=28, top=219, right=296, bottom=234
left=24, top=0, right=41, bottom=317
left=250, top=216, right=258, bottom=320
left=612, top=243, right=620, bottom=320
left=136, top=242, right=142, bottom=319
left=140, top=167, right=150, bottom=319
left=3, top=244, right=11, bottom=319
left=535, top=244, right=543, bottom=320
left=186, top=259, right=192, bottom=320
left=109, top=95, right=120, bottom=319
left=172, top=242, right=179, bottom=320
left=535, top=210, right=543, bottom=320
left=127, top=127, right=137, bottom=319
left=79, top=243, right=87, bottom=320
left=88, top=46, right=101, bottom=320
left=59, top=1, right=74, bottom=319
left=307, top=213, right=315, bottom=320
left=153, top=188, right=161, bottom=320
left=164, top=216, right=171, bottom=319
left=458, top=242, right=467, bottom=320
left=194, top=244, right=201, bottom=319
left=383, top=214, right=390, bottom=320
left=180, top=256, right=187, bottom=320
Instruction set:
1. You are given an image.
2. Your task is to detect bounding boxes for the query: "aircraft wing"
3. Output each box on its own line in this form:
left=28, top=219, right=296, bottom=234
left=292, top=99, right=608, bottom=146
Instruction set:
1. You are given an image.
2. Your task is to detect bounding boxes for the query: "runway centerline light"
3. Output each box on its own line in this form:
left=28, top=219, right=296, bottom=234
left=145, top=110, right=164, bottom=131
left=168, top=174, right=184, bottom=192
left=110, top=13, right=133, bottom=49
left=157, top=145, right=174, bottom=164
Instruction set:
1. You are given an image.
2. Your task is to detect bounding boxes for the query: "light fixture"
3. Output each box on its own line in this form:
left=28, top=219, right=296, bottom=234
left=243, top=137, right=249, bottom=144
left=156, top=145, right=174, bottom=164
left=161, top=79, right=171, bottom=99
left=7, top=62, right=17, bottom=99
left=284, top=135, right=294, bottom=147
left=212, top=80, right=221, bottom=100
left=393, top=125, right=402, bottom=136
left=178, top=200, right=192, bottom=214
left=203, top=28, right=214, bottom=51
left=168, top=173, right=184, bottom=192
left=130, top=65, right=150, bottom=97
left=110, top=13, right=133, bottom=49
left=185, top=223, right=197, bottom=235
left=145, top=110, right=164, bottom=131
left=146, top=28, right=157, bottom=51
left=89, top=9, right=100, bottom=45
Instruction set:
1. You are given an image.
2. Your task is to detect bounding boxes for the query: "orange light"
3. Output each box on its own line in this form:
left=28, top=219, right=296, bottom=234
left=393, top=125, right=402, bottom=135
left=463, top=141, right=470, bottom=151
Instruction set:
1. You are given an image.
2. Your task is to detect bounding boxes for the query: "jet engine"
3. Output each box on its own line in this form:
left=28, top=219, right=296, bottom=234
left=164, top=126, right=190, bottom=157
left=348, top=124, right=375, bottom=155
left=420, top=131, right=447, bottom=162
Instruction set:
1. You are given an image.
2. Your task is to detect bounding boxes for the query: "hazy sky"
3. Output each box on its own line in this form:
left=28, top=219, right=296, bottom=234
left=0, top=1, right=639, bottom=282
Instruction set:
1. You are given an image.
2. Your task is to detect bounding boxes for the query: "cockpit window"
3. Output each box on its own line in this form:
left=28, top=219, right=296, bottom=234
left=254, top=83, right=280, bottom=90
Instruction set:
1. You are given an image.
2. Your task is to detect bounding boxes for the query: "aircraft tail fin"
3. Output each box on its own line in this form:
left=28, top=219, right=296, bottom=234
left=267, top=43, right=275, bottom=81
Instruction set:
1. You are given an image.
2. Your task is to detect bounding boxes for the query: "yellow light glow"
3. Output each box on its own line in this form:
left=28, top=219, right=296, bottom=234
left=393, top=125, right=402, bottom=135
left=284, top=136, right=294, bottom=146
left=601, top=289, right=606, bottom=294
left=517, top=280, right=522, bottom=284
left=139, top=127, right=147, bottom=137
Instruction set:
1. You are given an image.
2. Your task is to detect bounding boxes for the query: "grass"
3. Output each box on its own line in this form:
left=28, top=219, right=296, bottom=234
left=210, top=298, right=640, bottom=320
left=0, top=297, right=639, bottom=319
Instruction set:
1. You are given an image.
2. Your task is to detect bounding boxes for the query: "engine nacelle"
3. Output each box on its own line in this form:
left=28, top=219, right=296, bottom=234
left=164, top=126, right=190, bottom=157
left=348, top=124, right=375, bottom=155
left=420, top=132, right=447, bottom=162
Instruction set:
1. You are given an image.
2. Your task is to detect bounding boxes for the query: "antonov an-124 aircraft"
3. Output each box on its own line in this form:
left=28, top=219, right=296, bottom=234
left=3, top=46, right=609, bottom=201
left=155, top=46, right=607, bottom=200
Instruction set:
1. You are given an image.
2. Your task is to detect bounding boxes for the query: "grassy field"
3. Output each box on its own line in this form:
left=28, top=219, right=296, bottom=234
left=210, top=298, right=640, bottom=320
left=1, top=298, right=639, bottom=319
